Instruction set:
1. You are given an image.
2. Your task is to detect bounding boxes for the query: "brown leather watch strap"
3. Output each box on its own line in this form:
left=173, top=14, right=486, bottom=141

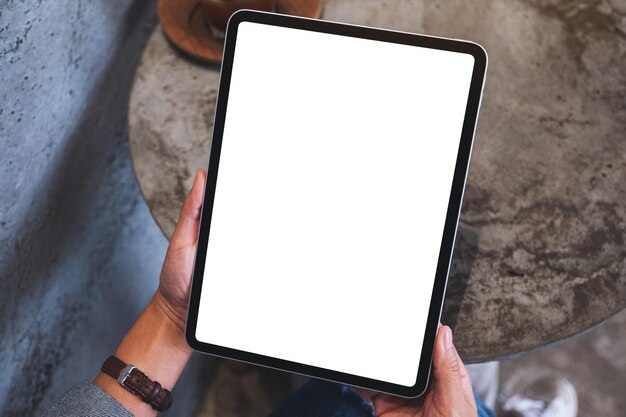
left=101, top=355, right=173, bottom=411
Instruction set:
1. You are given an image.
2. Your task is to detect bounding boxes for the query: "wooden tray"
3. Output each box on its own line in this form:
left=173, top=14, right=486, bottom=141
left=158, top=0, right=323, bottom=64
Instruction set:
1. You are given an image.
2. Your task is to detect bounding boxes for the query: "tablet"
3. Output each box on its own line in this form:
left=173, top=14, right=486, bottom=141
left=186, top=10, right=487, bottom=397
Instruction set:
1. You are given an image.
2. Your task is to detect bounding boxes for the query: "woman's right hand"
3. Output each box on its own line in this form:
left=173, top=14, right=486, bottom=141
left=358, top=325, right=477, bottom=417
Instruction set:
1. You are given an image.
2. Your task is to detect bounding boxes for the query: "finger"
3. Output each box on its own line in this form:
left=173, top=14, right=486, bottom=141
left=451, top=344, right=477, bottom=410
left=170, top=170, right=206, bottom=250
left=432, top=326, right=476, bottom=412
left=434, top=326, right=474, bottom=398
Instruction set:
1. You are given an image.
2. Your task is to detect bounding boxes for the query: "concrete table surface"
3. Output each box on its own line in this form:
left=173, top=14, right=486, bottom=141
left=129, top=0, right=626, bottom=362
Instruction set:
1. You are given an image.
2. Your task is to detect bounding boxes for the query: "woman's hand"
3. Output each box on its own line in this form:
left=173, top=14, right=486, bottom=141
left=94, top=170, right=206, bottom=417
left=358, top=326, right=477, bottom=417
left=154, top=169, right=206, bottom=332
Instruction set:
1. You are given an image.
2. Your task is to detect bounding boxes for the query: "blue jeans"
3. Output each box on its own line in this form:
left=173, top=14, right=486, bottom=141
left=268, top=380, right=496, bottom=417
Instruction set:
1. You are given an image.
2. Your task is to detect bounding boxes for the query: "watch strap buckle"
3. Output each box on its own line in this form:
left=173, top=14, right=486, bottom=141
left=117, top=364, right=136, bottom=386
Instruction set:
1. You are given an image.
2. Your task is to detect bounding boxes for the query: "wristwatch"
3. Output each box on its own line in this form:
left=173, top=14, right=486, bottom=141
left=101, top=355, right=173, bottom=411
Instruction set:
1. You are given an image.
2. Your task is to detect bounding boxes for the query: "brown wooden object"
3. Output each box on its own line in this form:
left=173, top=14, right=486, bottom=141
left=158, top=0, right=323, bottom=63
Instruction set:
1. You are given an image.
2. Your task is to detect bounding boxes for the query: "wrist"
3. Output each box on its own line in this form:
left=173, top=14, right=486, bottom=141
left=153, top=289, right=188, bottom=334
left=146, top=294, right=192, bottom=356
left=94, top=295, right=192, bottom=417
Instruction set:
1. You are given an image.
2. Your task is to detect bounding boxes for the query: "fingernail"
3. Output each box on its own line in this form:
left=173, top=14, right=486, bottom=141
left=444, top=326, right=453, bottom=349
left=192, top=170, right=202, bottom=188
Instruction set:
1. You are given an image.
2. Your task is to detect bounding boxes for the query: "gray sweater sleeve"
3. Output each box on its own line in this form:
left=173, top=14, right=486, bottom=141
left=42, top=382, right=134, bottom=417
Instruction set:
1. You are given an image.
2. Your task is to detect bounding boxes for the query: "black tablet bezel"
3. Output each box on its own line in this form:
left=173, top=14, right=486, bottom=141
left=185, top=10, right=487, bottom=398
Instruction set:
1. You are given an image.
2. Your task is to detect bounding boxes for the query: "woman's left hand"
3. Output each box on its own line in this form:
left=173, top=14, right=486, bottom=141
left=154, top=169, right=206, bottom=332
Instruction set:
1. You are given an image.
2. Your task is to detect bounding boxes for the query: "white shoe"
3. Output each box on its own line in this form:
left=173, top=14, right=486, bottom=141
left=500, top=375, right=577, bottom=417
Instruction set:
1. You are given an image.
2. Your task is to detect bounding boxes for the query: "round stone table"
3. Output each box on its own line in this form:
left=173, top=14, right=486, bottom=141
left=129, top=0, right=626, bottom=362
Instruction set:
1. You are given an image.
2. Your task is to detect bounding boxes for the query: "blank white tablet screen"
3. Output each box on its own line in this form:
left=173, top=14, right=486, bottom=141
left=195, top=22, right=475, bottom=387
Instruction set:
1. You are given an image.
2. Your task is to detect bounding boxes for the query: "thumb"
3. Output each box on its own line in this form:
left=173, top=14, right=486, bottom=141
left=431, top=326, right=476, bottom=414
left=170, top=170, right=206, bottom=250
